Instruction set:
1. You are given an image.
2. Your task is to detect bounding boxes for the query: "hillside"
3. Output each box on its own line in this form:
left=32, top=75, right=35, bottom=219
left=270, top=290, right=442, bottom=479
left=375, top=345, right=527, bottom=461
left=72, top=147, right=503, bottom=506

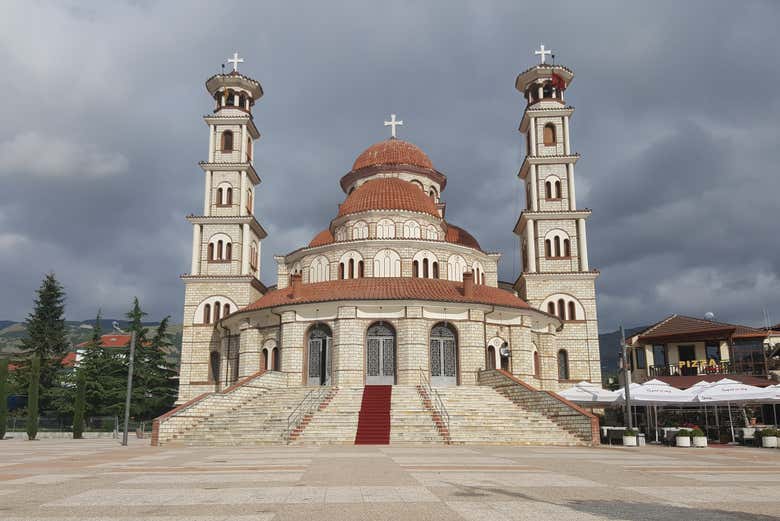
left=598, top=325, right=648, bottom=379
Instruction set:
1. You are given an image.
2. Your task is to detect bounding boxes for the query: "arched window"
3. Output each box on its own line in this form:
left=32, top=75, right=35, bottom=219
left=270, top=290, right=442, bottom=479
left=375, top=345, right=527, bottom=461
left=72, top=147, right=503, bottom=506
left=554, top=236, right=561, bottom=257
left=225, top=242, right=232, bottom=261
left=222, top=130, right=234, bottom=151
left=358, top=260, right=364, bottom=278
left=213, top=301, right=221, bottom=322
left=260, top=348, right=268, bottom=371
left=348, top=258, right=355, bottom=279
left=246, top=137, right=252, bottom=161
left=413, top=251, right=439, bottom=279
left=373, top=249, right=401, bottom=277
left=412, top=260, right=419, bottom=278
left=377, top=219, right=395, bottom=238
left=543, top=83, right=554, bottom=99
left=203, top=304, right=211, bottom=324
left=216, top=240, right=224, bottom=260
left=543, top=123, right=556, bottom=146
left=429, top=187, right=438, bottom=201
left=545, top=239, right=552, bottom=258
left=225, top=90, right=235, bottom=106
left=557, top=299, right=566, bottom=320
left=309, top=255, right=330, bottom=282
left=239, top=93, right=246, bottom=109
left=430, top=323, right=457, bottom=386
left=554, top=180, right=562, bottom=199
left=339, top=251, right=364, bottom=280
left=533, top=349, right=540, bottom=377
left=352, top=221, right=368, bottom=240
left=216, top=187, right=223, bottom=205
left=209, top=351, right=220, bottom=383
left=226, top=187, right=233, bottom=205
left=338, top=263, right=345, bottom=280
left=335, top=227, right=347, bottom=241
left=422, top=258, right=429, bottom=278
left=486, top=345, right=496, bottom=369
left=433, top=262, right=439, bottom=278
left=545, top=181, right=552, bottom=199
left=426, top=225, right=438, bottom=240
left=564, top=239, right=571, bottom=257
left=272, top=347, right=280, bottom=371
left=558, top=350, right=570, bottom=380
left=568, top=301, right=576, bottom=321
left=403, top=220, right=421, bottom=239
left=547, top=302, right=556, bottom=315
left=246, top=189, right=253, bottom=213
left=207, top=243, right=214, bottom=261
left=472, top=261, right=485, bottom=285
left=223, top=303, right=231, bottom=317
left=447, top=254, right=468, bottom=281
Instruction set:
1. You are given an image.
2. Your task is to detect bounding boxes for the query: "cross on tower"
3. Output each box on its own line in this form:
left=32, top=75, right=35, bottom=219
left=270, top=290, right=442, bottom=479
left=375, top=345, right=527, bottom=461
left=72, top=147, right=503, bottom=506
left=227, top=52, right=244, bottom=72
left=384, top=113, right=403, bottom=138
left=534, top=44, right=552, bottom=64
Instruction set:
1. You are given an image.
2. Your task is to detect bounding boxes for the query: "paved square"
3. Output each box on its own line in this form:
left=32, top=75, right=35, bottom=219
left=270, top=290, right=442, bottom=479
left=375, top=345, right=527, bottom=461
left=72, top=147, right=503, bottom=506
left=1, top=438, right=779, bottom=520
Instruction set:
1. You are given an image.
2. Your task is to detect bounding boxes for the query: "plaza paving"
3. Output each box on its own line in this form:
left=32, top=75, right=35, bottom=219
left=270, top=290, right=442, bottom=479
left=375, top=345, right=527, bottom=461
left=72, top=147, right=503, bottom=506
left=1, top=438, right=779, bottom=520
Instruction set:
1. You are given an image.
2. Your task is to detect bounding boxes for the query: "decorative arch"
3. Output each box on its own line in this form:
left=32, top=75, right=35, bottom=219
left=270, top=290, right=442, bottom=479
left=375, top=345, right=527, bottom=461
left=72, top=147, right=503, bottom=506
left=403, top=220, right=421, bottom=239
left=471, top=261, right=485, bottom=285
left=428, top=186, right=438, bottom=201
left=207, top=233, right=232, bottom=261
left=376, top=219, right=395, bottom=239
left=412, top=250, right=439, bottom=279
left=339, top=251, right=364, bottom=279
left=430, top=322, right=458, bottom=386
left=289, top=262, right=302, bottom=275
left=486, top=336, right=508, bottom=372
left=195, top=295, right=238, bottom=325
left=260, top=339, right=277, bottom=371
left=216, top=182, right=233, bottom=206
left=447, top=254, right=468, bottom=281
left=410, top=179, right=424, bottom=192
left=425, top=225, right=438, bottom=241
left=352, top=221, right=369, bottom=240
left=309, top=255, right=330, bottom=283
left=544, top=229, right=571, bottom=258
left=334, top=226, right=347, bottom=242
left=373, top=249, right=401, bottom=277
left=540, top=294, right=585, bottom=321
left=544, top=175, right=562, bottom=200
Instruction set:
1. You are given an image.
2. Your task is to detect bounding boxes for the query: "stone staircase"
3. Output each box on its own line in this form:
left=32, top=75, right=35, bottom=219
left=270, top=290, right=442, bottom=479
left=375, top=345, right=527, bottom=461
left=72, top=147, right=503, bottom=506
left=390, top=386, right=447, bottom=444
left=173, top=386, right=317, bottom=446
left=436, top=386, right=585, bottom=445
left=291, top=387, right=363, bottom=445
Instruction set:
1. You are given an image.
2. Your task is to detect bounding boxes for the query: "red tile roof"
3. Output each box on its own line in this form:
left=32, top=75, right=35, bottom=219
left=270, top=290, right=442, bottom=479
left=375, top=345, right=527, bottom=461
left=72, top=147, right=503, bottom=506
left=308, top=229, right=334, bottom=247
left=635, top=314, right=769, bottom=343
left=75, top=333, right=133, bottom=348
left=352, top=139, right=433, bottom=171
left=445, top=224, right=481, bottom=250
left=337, top=177, right=440, bottom=218
left=656, top=375, right=774, bottom=389
left=241, top=277, right=532, bottom=313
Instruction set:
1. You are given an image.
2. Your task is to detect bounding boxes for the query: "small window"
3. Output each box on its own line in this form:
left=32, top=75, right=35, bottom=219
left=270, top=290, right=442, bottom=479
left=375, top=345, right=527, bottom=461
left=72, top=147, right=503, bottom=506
left=203, top=304, right=211, bottom=324
left=207, top=243, right=214, bottom=261
left=706, top=342, right=720, bottom=362
left=545, top=181, right=552, bottom=199
left=567, top=301, right=576, bottom=321
left=225, top=90, right=234, bottom=106
left=533, top=351, right=540, bottom=376
left=225, top=242, right=232, bottom=261
left=239, top=93, right=246, bottom=108
left=213, top=301, right=221, bottom=322
left=652, top=344, right=667, bottom=367
left=413, top=260, right=419, bottom=278
left=216, top=187, right=223, bottom=204
left=358, top=260, right=364, bottom=278
left=545, top=239, right=552, bottom=258
left=543, top=123, right=556, bottom=146
left=432, top=262, right=439, bottom=279
left=558, top=349, right=569, bottom=380
left=226, top=187, right=233, bottom=205
left=543, top=83, right=553, bottom=99
left=223, top=304, right=231, bottom=317
left=555, top=180, right=562, bottom=199
left=563, top=239, right=571, bottom=257
left=547, top=302, right=556, bottom=315
left=246, top=137, right=252, bottom=161
left=635, top=348, right=646, bottom=369
left=216, top=240, right=223, bottom=260
left=557, top=299, right=566, bottom=320
left=222, top=130, right=234, bottom=151
left=554, top=236, right=561, bottom=257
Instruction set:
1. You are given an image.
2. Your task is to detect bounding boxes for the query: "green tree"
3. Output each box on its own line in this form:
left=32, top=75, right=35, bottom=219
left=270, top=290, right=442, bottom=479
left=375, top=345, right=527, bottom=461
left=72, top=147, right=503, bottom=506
left=20, top=273, right=68, bottom=411
left=0, top=359, right=8, bottom=440
left=78, top=311, right=127, bottom=418
left=27, top=354, right=40, bottom=440
left=72, top=368, right=86, bottom=439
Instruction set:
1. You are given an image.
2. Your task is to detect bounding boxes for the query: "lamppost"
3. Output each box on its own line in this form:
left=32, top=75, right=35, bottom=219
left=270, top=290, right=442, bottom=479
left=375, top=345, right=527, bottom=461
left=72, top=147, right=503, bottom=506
left=113, top=321, right=137, bottom=446
left=620, top=325, right=633, bottom=430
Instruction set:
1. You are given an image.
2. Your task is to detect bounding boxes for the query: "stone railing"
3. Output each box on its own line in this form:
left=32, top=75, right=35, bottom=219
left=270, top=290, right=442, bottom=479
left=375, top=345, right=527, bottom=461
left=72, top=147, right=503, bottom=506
left=477, top=369, right=599, bottom=446
left=151, top=370, right=286, bottom=446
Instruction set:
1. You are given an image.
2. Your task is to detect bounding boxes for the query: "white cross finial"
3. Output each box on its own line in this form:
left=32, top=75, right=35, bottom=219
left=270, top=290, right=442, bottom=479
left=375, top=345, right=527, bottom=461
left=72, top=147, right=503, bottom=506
left=227, top=52, right=244, bottom=72
left=384, top=113, right=404, bottom=139
left=534, top=43, right=552, bottom=64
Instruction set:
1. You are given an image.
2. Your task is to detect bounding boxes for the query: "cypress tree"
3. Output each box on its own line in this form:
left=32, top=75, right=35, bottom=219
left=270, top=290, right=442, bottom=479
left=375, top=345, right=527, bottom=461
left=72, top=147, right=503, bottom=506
left=0, top=359, right=8, bottom=440
left=79, top=311, right=126, bottom=418
left=139, top=316, right=178, bottom=419
left=72, top=368, right=86, bottom=439
left=27, top=354, right=40, bottom=441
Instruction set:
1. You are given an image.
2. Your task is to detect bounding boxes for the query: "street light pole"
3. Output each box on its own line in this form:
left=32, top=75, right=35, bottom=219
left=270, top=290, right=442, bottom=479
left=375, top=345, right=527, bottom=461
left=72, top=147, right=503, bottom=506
left=620, top=325, right=633, bottom=430
left=114, top=322, right=137, bottom=446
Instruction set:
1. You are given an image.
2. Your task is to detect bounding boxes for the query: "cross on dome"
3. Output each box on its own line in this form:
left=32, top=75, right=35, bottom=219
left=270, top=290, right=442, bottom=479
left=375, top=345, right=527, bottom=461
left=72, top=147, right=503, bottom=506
left=384, top=113, right=403, bottom=139
left=227, top=52, right=244, bottom=72
left=534, top=44, right=552, bottom=64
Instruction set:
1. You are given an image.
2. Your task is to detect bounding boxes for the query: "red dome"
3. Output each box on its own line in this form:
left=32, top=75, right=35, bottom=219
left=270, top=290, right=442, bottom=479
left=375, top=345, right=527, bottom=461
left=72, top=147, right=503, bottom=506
left=352, top=139, right=433, bottom=171
left=309, top=229, right=334, bottom=247
left=445, top=224, right=481, bottom=250
left=337, top=178, right=440, bottom=218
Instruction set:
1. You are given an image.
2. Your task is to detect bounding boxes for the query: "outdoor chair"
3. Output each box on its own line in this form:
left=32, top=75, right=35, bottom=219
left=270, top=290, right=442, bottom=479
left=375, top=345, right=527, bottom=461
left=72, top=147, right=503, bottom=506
left=607, top=429, right=625, bottom=446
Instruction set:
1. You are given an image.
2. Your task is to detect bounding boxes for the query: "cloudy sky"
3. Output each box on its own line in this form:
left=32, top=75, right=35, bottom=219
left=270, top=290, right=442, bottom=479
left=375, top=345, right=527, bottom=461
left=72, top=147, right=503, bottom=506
left=1, top=1, right=778, bottom=332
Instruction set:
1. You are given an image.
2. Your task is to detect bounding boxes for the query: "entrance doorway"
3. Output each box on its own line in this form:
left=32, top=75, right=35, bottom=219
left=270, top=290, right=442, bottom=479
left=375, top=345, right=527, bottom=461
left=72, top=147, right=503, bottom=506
left=307, top=324, right=332, bottom=386
left=678, top=344, right=696, bottom=376
left=430, top=323, right=457, bottom=386
left=366, top=322, right=395, bottom=385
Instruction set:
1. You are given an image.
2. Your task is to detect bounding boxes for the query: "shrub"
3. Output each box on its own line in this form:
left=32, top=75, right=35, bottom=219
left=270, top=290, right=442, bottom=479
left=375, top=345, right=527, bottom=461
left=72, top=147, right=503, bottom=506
left=676, top=429, right=691, bottom=437
left=760, top=428, right=778, bottom=438
left=624, top=429, right=637, bottom=437
left=690, top=428, right=705, bottom=437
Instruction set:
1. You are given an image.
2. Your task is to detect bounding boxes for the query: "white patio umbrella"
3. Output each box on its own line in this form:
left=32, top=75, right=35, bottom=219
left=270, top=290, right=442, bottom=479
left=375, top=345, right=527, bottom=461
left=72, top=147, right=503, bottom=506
left=616, top=380, right=696, bottom=442
left=558, top=381, right=620, bottom=405
left=693, top=378, right=776, bottom=442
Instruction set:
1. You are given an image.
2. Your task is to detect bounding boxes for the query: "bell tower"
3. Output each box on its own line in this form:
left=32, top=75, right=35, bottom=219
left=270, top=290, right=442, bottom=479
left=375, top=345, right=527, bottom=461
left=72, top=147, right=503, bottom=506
left=178, top=53, right=268, bottom=403
left=513, top=45, right=601, bottom=388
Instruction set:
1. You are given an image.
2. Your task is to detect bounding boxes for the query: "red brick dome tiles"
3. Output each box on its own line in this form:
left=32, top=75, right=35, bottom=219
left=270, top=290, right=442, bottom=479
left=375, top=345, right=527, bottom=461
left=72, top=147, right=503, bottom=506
left=337, top=178, right=440, bottom=218
left=352, top=139, right=434, bottom=171
left=445, top=224, right=481, bottom=250
left=308, top=229, right=334, bottom=247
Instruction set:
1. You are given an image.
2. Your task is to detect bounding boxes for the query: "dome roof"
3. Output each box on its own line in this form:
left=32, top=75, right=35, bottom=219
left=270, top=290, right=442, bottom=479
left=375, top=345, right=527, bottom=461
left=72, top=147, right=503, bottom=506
left=308, top=228, right=334, bottom=247
left=445, top=224, right=481, bottom=250
left=337, top=178, right=440, bottom=218
left=352, top=139, right=433, bottom=171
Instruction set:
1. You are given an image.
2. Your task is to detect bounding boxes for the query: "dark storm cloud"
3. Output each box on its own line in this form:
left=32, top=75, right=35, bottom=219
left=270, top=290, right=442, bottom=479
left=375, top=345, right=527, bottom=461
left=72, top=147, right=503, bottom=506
left=0, top=0, right=778, bottom=331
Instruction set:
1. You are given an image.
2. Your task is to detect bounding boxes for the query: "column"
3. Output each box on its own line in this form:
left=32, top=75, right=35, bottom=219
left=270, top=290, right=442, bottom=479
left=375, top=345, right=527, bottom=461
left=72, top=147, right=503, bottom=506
left=240, top=124, right=248, bottom=163
left=529, top=164, right=539, bottom=211
left=529, top=118, right=537, bottom=156
left=567, top=163, right=576, bottom=210
left=525, top=220, right=537, bottom=273
left=203, top=170, right=212, bottom=215
left=537, top=85, right=543, bottom=101
left=239, top=171, right=248, bottom=216
left=563, top=116, right=571, bottom=155
left=577, top=218, right=589, bottom=271
left=190, top=224, right=201, bottom=275
left=255, top=241, right=262, bottom=278
left=241, top=223, right=251, bottom=275
left=208, top=125, right=216, bottom=162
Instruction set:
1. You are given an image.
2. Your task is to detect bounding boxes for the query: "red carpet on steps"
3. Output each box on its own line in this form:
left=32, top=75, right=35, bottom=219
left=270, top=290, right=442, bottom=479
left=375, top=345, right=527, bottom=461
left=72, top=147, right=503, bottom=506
left=354, top=385, right=392, bottom=444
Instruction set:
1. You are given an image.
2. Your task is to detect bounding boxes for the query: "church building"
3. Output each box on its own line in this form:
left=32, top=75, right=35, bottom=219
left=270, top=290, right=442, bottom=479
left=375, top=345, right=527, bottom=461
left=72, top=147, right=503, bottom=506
left=158, top=48, right=602, bottom=446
